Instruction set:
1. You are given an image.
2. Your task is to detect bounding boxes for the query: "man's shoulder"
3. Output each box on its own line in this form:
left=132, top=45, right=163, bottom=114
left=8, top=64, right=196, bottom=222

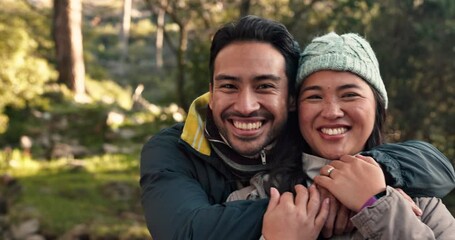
left=141, top=123, right=183, bottom=151
left=141, top=123, right=195, bottom=164
left=149, top=123, right=183, bottom=142
left=143, top=122, right=207, bottom=157
left=141, top=122, right=219, bottom=172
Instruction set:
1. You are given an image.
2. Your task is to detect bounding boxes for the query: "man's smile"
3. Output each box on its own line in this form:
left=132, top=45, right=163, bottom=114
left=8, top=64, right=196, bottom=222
left=233, top=120, right=263, bottom=130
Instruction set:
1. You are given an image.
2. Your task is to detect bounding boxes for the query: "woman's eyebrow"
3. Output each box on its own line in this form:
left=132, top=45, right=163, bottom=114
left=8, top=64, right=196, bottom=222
left=300, top=85, right=322, bottom=93
left=337, top=83, right=362, bottom=91
left=300, top=83, right=363, bottom=94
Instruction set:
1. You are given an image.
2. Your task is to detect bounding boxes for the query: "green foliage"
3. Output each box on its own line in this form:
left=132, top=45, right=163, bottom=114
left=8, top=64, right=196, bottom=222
left=85, top=78, right=133, bottom=110
left=184, top=35, right=211, bottom=105
left=7, top=154, right=150, bottom=239
left=0, top=0, right=452, bottom=162
left=0, top=0, right=56, bottom=134
left=1, top=101, right=107, bottom=155
left=366, top=0, right=455, bottom=160
left=82, top=22, right=119, bottom=80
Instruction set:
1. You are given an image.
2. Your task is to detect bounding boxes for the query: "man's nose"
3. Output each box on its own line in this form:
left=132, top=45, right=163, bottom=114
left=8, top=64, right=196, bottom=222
left=233, top=89, right=260, bottom=115
left=321, top=99, right=344, bottom=119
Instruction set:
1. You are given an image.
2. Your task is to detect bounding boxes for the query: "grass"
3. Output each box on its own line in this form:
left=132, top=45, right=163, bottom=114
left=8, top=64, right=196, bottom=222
left=4, top=152, right=152, bottom=239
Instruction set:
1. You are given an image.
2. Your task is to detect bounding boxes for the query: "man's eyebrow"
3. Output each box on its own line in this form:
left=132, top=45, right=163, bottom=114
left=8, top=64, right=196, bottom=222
left=214, top=74, right=282, bottom=81
left=214, top=74, right=239, bottom=81
left=254, top=74, right=282, bottom=81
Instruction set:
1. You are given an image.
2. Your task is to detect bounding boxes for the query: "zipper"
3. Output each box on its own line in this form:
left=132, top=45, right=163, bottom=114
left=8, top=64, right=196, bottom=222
left=260, top=149, right=266, bottom=165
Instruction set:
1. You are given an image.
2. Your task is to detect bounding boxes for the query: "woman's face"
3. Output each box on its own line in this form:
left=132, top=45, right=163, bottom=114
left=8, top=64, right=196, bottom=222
left=298, top=70, right=377, bottom=160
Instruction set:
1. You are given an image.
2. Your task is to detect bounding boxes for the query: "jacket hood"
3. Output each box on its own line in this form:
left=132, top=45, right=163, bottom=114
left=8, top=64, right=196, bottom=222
left=181, top=92, right=212, bottom=156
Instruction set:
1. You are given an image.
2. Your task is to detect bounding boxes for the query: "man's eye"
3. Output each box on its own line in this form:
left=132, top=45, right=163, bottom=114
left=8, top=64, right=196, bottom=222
left=258, top=84, right=273, bottom=89
left=220, top=84, right=236, bottom=89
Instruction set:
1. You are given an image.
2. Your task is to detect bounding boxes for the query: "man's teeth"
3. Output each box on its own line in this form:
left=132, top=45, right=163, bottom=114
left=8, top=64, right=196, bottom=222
left=321, top=127, right=347, bottom=135
left=233, top=121, right=262, bottom=130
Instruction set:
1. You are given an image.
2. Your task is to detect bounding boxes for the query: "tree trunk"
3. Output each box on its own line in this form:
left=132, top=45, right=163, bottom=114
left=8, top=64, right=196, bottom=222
left=155, top=7, right=165, bottom=68
left=176, top=23, right=188, bottom=111
left=119, top=0, right=132, bottom=72
left=240, top=0, right=250, bottom=17
left=53, top=0, right=86, bottom=102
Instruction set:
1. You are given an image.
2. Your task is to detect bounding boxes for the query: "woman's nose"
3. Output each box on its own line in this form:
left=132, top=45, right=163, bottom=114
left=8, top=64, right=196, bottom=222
left=321, top=100, right=344, bottom=119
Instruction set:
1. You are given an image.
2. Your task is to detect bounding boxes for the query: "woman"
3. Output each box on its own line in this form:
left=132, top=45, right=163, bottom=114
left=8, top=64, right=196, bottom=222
left=232, top=32, right=455, bottom=239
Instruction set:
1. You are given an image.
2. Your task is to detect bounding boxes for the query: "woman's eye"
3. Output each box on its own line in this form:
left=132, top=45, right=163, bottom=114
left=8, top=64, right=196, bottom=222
left=304, top=95, right=322, bottom=100
left=309, top=95, right=322, bottom=99
left=343, top=93, right=360, bottom=98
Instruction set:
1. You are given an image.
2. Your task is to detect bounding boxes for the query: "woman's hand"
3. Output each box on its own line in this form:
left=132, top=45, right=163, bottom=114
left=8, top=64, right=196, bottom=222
left=262, top=184, right=330, bottom=240
left=314, top=155, right=386, bottom=212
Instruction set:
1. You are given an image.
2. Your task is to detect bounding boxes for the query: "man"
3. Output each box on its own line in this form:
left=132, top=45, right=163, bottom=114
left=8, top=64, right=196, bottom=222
left=140, top=15, right=455, bottom=240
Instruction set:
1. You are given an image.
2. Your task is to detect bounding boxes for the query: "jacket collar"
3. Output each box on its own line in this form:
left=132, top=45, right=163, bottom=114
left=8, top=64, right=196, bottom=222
left=301, top=153, right=331, bottom=185
left=181, top=92, right=272, bottom=182
left=181, top=92, right=212, bottom=156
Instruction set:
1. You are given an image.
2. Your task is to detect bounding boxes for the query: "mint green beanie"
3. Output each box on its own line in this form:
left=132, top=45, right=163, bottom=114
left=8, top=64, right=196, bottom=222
left=296, top=32, right=388, bottom=109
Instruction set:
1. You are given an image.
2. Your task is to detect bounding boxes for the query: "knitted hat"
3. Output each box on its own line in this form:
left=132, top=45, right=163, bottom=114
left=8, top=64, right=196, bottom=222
left=296, top=32, right=388, bottom=108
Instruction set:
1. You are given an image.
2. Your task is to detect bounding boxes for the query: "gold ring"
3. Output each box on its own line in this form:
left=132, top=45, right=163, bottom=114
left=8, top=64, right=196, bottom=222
left=327, top=167, right=335, bottom=177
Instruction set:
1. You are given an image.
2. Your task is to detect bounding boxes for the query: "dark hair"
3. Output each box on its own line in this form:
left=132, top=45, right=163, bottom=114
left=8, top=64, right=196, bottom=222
left=365, top=88, right=387, bottom=149
left=209, top=15, right=300, bottom=96
left=263, top=111, right=308, bottom=195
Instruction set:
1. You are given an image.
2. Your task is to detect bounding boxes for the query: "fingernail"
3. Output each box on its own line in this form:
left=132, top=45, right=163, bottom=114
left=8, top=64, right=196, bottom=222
left=417, top=209, right=423, bottom=216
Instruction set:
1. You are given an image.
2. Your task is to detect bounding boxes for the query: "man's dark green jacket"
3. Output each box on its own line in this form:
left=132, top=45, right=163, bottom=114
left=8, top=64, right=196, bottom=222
left=140, top=93, right=455, bottom=240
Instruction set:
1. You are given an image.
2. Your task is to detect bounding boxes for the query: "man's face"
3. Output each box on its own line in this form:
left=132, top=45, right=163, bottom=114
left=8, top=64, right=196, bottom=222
left=209, top=42, right=291, bottom=157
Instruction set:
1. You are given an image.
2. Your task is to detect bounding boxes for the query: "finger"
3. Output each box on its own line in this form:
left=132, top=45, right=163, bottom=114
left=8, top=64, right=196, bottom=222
left=345, top=211, right=356, bottom=233
left=315, top=198, right=330, bottom=230
left=396, top=188, right=412, bottom=201
left=396, top=188, right=415, bottom=206
left=294, top=184, right=309, bottom=208
left=328, top=160, right=347, bottom=171
left=396, top=188, right=422, bottom=216
left=322, top=194, right=338, bottom=238
left=339, top=155, right=357, bottom=163
left=355, top=155, right=380, bottom=167
left=266, top=187, right=280, bottom=211
left=411, top=203, right=423, bottom=216
left=313, top=175, right=333, bottom=191
left=279, top=191, right=295, bottom=206
left=306, top=184, right=320, bottom=216
left=320, top=165, right=335, bottom=176
left=333, top=205, right=350, bottom=235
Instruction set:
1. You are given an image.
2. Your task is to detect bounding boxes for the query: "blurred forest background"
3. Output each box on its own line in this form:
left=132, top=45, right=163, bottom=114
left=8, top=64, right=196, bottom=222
left=0, top=0, right=454, bottom=239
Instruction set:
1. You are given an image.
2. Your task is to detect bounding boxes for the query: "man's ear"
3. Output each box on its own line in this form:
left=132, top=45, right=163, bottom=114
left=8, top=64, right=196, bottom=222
left=288, top=96, right=296, bottom=112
